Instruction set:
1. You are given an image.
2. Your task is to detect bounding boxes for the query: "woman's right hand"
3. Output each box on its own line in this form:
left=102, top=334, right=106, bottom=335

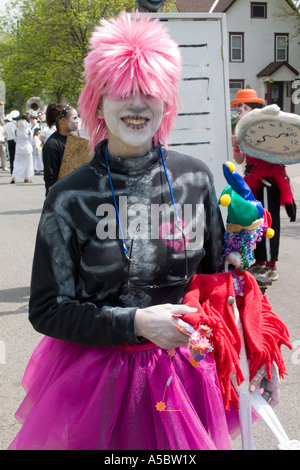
left=232, top=135, right=240, bottom=148
left=232, top=136, right=245, bottom=164
left=134, top=303, right=197, bottom=349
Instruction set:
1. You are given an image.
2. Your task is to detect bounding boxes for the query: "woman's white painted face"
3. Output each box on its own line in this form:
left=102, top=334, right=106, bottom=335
left=236, top=103, right=252, bottom=120
left=67, top=109, right=79, bottom=132
left=97, top=92, right=165, bottom=156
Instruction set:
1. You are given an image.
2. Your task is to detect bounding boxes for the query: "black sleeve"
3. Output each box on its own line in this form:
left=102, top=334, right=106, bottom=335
left=42, top=140, right=63, bottom=192
left=285, top=198, right=297, bottom=222
left=29, top=204, right=139, bottom=346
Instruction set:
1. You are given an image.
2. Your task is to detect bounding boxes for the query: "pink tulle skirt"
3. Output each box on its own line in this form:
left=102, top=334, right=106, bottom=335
left=8, top=337, right=232, bottom=450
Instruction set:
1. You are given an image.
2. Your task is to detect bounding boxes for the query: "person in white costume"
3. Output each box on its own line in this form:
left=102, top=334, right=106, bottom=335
left=33, top=128, right=43, bottom=174
left=11, top=115, right=34, bottom=184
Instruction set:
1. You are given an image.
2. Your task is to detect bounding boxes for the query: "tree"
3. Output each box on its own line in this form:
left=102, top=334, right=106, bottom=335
left=0, top=0, right=175, bottom=112
left=276, top=0, right=300, bottom=39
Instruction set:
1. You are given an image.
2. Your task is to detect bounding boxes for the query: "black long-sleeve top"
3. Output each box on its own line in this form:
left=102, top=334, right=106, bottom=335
left=42, top=131, right=67, bottom=194
left=29, top=141, right=224, bottom=346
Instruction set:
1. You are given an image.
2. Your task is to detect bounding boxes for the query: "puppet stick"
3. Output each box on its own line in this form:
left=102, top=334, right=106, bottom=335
left=231, top=294, right=256, bottom=450
left=249, top=391, right=297, bottom=449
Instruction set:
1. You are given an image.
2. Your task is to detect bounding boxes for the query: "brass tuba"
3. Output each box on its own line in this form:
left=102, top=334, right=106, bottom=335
left=26, top=96, right=45, bottom=113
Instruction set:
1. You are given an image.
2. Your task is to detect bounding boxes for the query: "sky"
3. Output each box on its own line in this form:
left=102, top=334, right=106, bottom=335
left=0, top=0, right=7, bottom=13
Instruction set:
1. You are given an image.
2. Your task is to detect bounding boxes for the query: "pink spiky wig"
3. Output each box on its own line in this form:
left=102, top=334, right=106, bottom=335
left=78, top=12, right=181, bottom=152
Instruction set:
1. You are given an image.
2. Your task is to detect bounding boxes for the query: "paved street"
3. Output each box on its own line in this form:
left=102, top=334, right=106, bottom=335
left=0, top=162, right=300, bottom=451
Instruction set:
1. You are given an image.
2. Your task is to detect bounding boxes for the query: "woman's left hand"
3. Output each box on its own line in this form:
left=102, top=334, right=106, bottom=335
left=249, top=363, right=280, bottom=407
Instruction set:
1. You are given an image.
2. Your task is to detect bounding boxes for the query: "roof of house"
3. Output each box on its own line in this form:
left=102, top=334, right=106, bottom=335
left=257, top=61, right=299, bottom=77
left=213, top=0, right=236, bottom=12
left=176, top=0, right=297, bottom=13
left=176, top=0, right=236, bottom=13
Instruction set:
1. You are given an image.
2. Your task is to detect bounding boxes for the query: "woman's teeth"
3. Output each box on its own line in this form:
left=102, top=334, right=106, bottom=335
left=122, top=116, right=149, bottom=128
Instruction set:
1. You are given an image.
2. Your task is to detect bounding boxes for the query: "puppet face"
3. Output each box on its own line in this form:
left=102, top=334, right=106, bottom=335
left=66, top=109, right=79, bottom=132
left=236, top=103, right=252, bottom=120
left=224, top=225, right=264, bottom=271
left=97, top=91, right=165, bottom=156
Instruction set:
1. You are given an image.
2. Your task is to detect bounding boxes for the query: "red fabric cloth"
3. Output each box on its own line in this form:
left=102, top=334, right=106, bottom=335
left=183, top=271, right=292, bottom=410
left=244, top=158, right=294, bottom=206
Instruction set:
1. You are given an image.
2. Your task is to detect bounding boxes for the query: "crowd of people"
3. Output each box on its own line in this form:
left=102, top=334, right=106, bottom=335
left=1, top=109, right=44, bottom=183
left=0, top=103, right=82, bottom=188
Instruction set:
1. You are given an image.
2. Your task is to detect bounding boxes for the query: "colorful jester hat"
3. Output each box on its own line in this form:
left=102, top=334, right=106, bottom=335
left=219, top=162, right=274, bottom=270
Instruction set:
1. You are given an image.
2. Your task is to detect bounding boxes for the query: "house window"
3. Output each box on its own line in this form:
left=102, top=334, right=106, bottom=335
left=229, top=33, right=244, bottom=62
left=275, top=34, right=289, bottom=61
left=229, top=80, right=245, bottom=103
left=251, top=2, right=267, bottom=18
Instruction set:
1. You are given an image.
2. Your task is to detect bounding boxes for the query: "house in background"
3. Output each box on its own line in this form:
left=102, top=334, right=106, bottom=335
left=176, top=0, right=300, bottom=114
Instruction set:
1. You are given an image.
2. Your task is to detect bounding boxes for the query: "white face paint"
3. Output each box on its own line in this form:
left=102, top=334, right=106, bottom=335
left=67, top=109, right=79, bottom=132
left=97, top=92, right=165, bottom=156
left=236, top=103, right=252, bottom=120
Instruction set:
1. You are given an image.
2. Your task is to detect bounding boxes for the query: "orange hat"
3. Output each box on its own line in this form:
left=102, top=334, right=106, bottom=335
left=230, top=88, right=264, bottom=108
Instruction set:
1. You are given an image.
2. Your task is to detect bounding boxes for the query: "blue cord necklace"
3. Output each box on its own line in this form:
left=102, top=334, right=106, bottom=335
left=105, top=145, right=181, bottom=260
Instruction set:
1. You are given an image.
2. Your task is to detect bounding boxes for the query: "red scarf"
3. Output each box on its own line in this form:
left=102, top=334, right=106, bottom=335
left=183, top=271, right=292, bottom=410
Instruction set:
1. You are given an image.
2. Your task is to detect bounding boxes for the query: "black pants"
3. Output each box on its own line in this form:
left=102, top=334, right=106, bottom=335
left=254, top=181, right=280, bottom=263
left=8, top=139, right=16, bottom=175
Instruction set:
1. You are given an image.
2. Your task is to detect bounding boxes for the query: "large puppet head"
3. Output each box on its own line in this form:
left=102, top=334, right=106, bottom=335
left=78, top=12, right=181, bottom=152
left=219, top=162, right=274, bottom=270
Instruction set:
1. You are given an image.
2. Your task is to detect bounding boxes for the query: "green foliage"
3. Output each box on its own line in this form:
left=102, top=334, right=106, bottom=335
left=231, top=117, right=238, bottom=134
left=0, top=0, right=142, bottom=111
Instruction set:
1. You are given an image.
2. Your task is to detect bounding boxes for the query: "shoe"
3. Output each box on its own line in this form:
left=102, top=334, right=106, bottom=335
left=267, top=269, right=278, bottom=281
left=24, top=178, right=33, bottom=183
left=10, top=177, right=15, bottom=184
left=260, top=267, right=279, bottom=281
left=248, top=263, right=265, bottom=274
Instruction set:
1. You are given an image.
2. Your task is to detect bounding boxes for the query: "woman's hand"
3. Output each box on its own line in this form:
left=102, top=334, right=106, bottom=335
left=232, top=135, right=240, bottom=148
left=135, top=304, right=197, bottom=349
left=232, top=136, right=245, bottom=164
left=249, top=363, right=280, bottom=407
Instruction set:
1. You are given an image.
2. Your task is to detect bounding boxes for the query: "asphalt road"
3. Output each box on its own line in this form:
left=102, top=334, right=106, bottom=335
left=0, top=163, right=300, bottom=451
